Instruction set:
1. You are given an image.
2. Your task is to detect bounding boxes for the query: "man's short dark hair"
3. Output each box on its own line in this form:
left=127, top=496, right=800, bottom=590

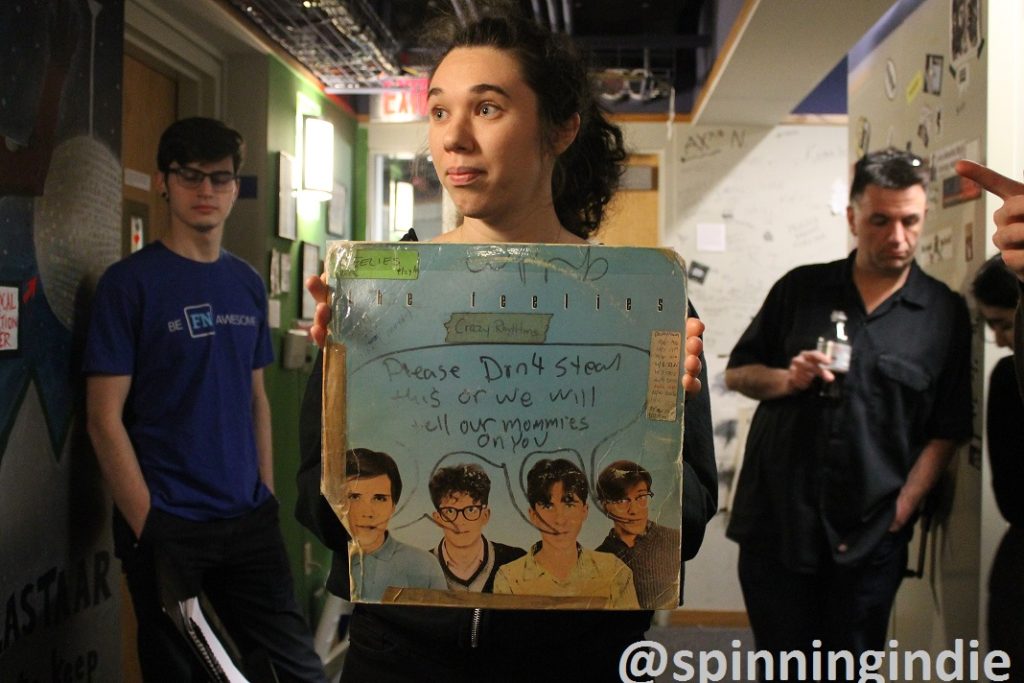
left=849, top=148, right=929, bottom=203
left=346, top=448, right=402, bottom=503
left=429, top=463, right=491, bottom=508
left=972, top=254, right=1019, bottom=309
left=596, top=460, right=653, bottom=502
left=157, top=117, right=244, bottom=174
left=526, top=458, right=588, bottom=507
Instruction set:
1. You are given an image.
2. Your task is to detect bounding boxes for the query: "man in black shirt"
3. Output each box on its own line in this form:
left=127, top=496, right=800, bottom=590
left=726, top=149, right=971, bottom=676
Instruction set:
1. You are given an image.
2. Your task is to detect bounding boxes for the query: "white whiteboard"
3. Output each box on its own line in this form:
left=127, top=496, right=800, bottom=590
left=667, top=124, right=848, bottom=488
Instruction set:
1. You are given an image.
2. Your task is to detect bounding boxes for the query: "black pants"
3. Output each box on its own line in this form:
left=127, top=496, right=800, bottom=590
left=738, top=534, right=907, bottom=682
left=989, top=525, right=1024, bottom=683
left=115, top=499, right=327, bottom=683
left=341, top=604, right=648, bottom=683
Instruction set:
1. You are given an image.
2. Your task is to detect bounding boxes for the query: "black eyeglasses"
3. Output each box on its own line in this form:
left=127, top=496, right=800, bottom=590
left=168, top=166, right=238, bottom=191
left=437, top=504, right=486, bottom=522
left=606, top=492, right=654, bottom=509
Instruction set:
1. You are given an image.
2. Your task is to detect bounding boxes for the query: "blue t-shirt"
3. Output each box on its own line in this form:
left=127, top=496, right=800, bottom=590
left=84, top=241, right=274, bottom=521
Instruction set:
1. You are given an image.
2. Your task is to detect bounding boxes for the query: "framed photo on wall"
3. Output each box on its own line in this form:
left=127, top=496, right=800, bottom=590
left=277, top=151, right=296, bottom=240
left=327, top=182, right=349, bottom=237
left=280, top=251, right=292, bottom=294
left=300, top=242, right=321, bottom=319
left=924, top=54, right=944, bottom=95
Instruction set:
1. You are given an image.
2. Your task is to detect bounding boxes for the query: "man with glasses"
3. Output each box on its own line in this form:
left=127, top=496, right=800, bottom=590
left=345, top=448, right=447, bottom=601
left=724, top=148, right=971, bottom=675
left=595, top=460, right=680, bottom=609
left=428, top=463, right=525, bottom=592
left=84, top=118, right=326, bottom=681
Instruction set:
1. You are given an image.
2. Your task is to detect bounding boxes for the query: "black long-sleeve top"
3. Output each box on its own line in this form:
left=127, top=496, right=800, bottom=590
left=295, top=304, right=716, bottom=664
left=987, top=355, right=1024, bottom=527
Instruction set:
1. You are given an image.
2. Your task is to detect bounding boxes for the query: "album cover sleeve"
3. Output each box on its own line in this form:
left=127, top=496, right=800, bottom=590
left=321, top=242, right=687, bottom=610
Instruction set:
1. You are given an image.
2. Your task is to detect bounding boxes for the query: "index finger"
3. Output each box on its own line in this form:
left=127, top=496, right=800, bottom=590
left=955, top=160, right=1024, bottom=200
left=685, top=316, right=705, bottom=338
left=305, top=274, right=331, bottom=306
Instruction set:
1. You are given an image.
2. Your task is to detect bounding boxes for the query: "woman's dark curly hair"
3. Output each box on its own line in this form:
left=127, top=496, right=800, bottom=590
left=429, top=14, right=626, bottom=238
left=972, top=254, right=1019, bottom=309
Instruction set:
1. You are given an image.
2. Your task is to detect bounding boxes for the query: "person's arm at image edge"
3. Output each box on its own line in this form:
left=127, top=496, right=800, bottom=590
left=955, top=160, right=1024, bottom=394
left=955, top=160, right=1024, bottom=279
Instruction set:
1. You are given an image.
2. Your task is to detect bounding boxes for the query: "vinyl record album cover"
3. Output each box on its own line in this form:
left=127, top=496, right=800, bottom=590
left=321, top=242, right=687, bottom=610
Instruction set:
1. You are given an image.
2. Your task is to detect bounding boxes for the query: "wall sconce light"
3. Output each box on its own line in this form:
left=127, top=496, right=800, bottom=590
left=394, top=181, right=414, bottom=231
left=301, top=115, right=334, bottom=201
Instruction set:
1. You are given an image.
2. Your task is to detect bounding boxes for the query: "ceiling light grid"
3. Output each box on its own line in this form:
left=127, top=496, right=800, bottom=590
left=229, top=0, right=402, bottom=89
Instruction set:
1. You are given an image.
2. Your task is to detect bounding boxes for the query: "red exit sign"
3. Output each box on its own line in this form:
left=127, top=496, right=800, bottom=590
left=372, top=78, right=429, bottom=122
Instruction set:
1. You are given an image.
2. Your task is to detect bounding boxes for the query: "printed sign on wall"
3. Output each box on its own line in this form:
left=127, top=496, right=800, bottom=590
left=0, top=283, right=19, bottom=354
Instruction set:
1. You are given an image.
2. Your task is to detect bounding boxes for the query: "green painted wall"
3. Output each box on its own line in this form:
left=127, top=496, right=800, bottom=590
left=268, top=55, right=358, bottom=621
left=225, top=54, right=358, bottom=625
left=353, top=126, right=368, bottom=240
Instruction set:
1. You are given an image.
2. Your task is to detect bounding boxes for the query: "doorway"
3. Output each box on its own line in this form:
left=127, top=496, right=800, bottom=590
left=597, top=153, right=660, bottom=246
left=121, top=53, right=177, bottom=252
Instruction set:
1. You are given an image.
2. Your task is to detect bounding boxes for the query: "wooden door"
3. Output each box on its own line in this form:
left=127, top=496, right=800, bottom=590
left=597, top=153, right=660, bottom=246
left=122, top=54, right=177, bottom=251
left=119, top=52, right=177, bottom=682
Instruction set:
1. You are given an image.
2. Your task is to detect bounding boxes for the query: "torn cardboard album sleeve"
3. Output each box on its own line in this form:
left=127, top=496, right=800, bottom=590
left=321, top=242, right=687, bottom=610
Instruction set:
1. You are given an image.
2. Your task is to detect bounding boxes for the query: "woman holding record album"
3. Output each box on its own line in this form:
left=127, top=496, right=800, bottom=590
left=297, top=10, right=716, bottom=681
